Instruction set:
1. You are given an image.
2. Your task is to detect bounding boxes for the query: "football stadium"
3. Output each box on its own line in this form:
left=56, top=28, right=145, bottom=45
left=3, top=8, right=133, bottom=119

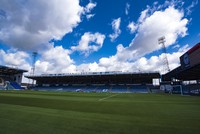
left=0, top=1, right=200, bottom=133
left=0, top=43, right=200, bottom=134
left=1, top=43, right=200, bottom=94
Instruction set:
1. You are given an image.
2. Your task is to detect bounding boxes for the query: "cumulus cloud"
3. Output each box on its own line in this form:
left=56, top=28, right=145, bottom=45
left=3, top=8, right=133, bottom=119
left=127, top=22, right=138, bottom=34
left=71, top=32, right=105, bottom=57
left=0, top=45, right=76, bottom=75
left=77, top=62, right=106, bottom=73
left=138, top=8, right=149, bottom=23
left=0, top=0, right=98, bottom=80
left=0, top=1, right=191, bottom=80
left=0, top=43, right=189, bottom=78
left=131, top=45, right=189, bottom=74
left=0, top=45, right=77, bottom=82
left=77, top=3, right=190, bottom=74
left=77, top=44, right=189, bottom=74
left=109, top=18, right=121, bottom=42
left=0, top=0, right=86, bottom=51
left=0, top=49, right=31, bottom=71
left=35, top=44, right=76, bottom=74
left=117, top=6, right=188, bottom=61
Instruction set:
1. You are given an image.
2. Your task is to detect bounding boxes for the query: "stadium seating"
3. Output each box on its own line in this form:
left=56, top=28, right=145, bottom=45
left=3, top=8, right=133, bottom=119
left=63, top=86, right=86, bottom=92
left=95, top=85, right=110, bottom=92
left=10, top=82, right=23, bottom=89
left=111, top=85, right=128, bottom=93
left=172, top=84, right=199, bottom=95
left=129, top=85, right=148, bottom=93
left=31, top=84, right=155, bottom=93
left=0, top=85, right=5, bottom=90
left=32, top=85, right=86, bottom=92
left=84, top=86, right=97, bottom=92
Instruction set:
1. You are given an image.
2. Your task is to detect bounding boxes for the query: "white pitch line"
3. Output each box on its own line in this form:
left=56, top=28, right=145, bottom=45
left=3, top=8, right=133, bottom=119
left=98, top=94, right=118, bottom=101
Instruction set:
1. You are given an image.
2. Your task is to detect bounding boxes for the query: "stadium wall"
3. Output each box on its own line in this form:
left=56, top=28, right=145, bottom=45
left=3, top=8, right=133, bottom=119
left=180, top=43, right=200, bottom=70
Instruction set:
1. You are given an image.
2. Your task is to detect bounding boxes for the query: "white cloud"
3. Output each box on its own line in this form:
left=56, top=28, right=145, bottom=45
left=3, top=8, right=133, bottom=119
left=0, top=49, right=31, bottom=83
left=84, top=1, right=97, bottom=13
left=77, top=62, right=106, bottom=73
left=35, top=44, right=76, bottom=74
left=109, top=18, right=121, bottom=42
left=0, top=45, right=77, bottom=82
left=86, top=14, right=95, bottom=20
left=0, top=1, right=191, bottom=81
left=125, top=3, right=130, bottom=15
left=76, top=3, right=190, bottom=74
left=117, top=6, right=188, bottom=61
left=127, top=22, right=138, bottom=34
left=71, top=32, right=105, bottom=57
left=172, top=44, right=180, bottom=49
left=84, top=1, right=96, bottom=20
left=78, top=44, right=189, bottom=74
left=0, top=49, right=30, bottom=69
left=0, top=0, right=86, bottom=51
left=132, top=46, right=188, bottom=74
left=138, top=8, right=149, bottom=23
left=186, top=0, right=198, bottom=15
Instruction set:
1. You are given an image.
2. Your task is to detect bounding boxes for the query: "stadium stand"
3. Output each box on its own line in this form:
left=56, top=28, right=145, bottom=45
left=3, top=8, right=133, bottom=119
left=84, top=86, right=97, bottom=92
left=111, top=85, right=128, bottom=93
left=26, top=72, right=161, bottom=93
left=0, top=65, right=27, bottom=90
left=28, top=84, right=157, bottom=93
left=0, top=85, right=5, bottom=90
left=162, top=43, right=200, bottom=95
left=95, top=85, right=111, bottom=92
left=163, top=43, right=200, bottom=81
left=10, top=82, right=24, bottom=89
left=129, top=84, right=148, bottom=93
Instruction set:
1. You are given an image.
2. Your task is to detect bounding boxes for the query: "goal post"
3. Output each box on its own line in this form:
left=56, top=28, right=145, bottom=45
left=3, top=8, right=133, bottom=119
left=171, top=85, right=183, bottom=95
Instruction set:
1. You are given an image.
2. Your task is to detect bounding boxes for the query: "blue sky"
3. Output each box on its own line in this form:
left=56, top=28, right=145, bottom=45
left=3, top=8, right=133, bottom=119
left=0, top=0, right=199, bottom=78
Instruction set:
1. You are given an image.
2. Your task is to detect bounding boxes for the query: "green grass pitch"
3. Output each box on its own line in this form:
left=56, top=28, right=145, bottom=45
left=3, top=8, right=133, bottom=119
left=0, top=90, right=199, bottom=134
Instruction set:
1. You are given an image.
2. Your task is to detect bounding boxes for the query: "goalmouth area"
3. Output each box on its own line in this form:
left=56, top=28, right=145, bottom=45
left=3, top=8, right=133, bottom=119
left=0, top=90, right=199, bottom=134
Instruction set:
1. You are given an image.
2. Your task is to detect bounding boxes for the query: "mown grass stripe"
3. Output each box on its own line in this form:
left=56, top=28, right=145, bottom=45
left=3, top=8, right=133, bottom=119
left=0, top=91, right=200, bottom=134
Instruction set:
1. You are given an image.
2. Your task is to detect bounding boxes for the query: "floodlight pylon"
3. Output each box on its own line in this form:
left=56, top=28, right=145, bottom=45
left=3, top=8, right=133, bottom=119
left=158, top=36, right=170, bottom=74
left=31, top=52, right=37, bottom=86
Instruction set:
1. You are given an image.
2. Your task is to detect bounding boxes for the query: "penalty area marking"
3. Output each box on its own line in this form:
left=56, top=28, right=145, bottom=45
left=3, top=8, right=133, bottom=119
left=98, top=94, right=118, bottom=101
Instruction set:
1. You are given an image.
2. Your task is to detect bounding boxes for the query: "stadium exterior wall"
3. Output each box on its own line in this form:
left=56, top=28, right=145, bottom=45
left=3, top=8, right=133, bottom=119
left=180, top=43, right=200, bottom=70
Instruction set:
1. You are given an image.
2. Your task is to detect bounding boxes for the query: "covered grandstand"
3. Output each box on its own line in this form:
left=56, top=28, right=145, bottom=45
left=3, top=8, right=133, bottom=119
left=0, top=65, right=27, bottom=90
left=26, top=72, right=160, bottom=93
left=163, top=43, right=200, bottom=81
left=162, top=43, right=200, bottom=95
